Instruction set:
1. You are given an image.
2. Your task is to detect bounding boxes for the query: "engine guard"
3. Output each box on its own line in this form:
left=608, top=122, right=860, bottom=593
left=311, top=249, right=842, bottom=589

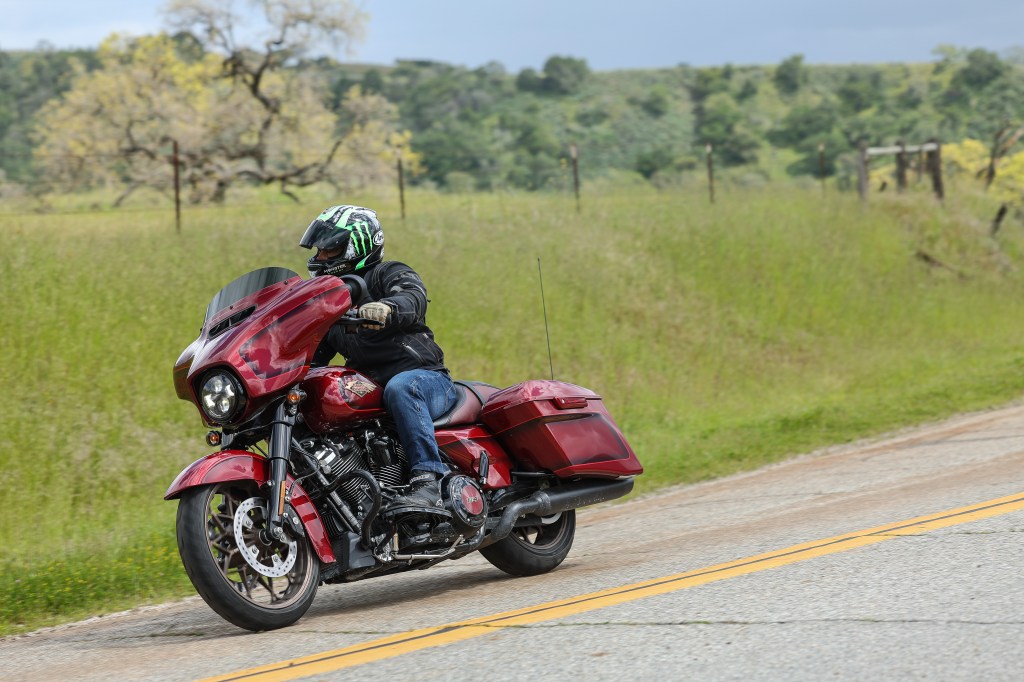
left=164, top=449, right=336, bottom=564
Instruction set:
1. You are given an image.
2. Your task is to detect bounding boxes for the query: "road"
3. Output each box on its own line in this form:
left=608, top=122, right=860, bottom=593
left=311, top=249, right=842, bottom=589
left=4, top=404, right=1024, bottom=681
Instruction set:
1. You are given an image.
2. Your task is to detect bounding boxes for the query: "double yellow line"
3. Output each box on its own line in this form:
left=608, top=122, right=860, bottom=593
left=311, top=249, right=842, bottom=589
left=206, top=491, right=1024, bottom=682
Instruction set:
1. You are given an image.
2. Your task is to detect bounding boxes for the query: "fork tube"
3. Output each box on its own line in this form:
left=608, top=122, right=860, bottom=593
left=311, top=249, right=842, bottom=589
left=266, top=400, right=294, bottom=540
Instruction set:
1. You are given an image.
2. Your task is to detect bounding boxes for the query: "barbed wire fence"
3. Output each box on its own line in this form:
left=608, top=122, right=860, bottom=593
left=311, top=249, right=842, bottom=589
left=0, top=138, right=956, bottom=227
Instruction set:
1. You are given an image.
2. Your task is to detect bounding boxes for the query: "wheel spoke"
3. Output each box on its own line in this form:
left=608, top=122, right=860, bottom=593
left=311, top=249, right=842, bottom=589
left=238, top=566, right=255, bottom=598
left=258, top=574, right=282, bottom=603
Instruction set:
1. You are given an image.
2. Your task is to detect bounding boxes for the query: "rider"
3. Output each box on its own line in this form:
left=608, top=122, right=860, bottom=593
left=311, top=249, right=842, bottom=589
left=301, top=205, right=457, bottom=510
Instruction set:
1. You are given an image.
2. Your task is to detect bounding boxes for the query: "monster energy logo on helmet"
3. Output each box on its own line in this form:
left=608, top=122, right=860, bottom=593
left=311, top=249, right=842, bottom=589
left=301, top=204, right=384, bottom=276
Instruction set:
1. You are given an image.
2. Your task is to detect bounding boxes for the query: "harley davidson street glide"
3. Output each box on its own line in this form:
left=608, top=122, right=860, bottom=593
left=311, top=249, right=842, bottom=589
left=166, top=267, right=643, bottom=631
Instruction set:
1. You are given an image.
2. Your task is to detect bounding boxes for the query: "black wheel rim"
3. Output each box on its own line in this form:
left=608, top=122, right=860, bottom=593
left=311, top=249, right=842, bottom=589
left=203, top=483, right=316, bottom=610
left=511, top=512, right=571, bottom=550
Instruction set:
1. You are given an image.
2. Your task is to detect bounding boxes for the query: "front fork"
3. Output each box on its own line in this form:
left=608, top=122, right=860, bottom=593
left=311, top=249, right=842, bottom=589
left=264, top=389, right=305, bottom=543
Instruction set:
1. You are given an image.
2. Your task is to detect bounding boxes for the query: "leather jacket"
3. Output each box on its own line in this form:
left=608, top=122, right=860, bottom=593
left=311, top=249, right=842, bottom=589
left=312, top=261, right=447, bottom=386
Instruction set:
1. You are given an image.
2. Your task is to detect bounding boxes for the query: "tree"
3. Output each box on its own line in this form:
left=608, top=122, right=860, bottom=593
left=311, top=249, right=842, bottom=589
left=689, top=67, right=731, bottom=102
left=774, top=54, right=805, bottom=95
left=34, top=1, right=408, bottom=204
left=635, top=147, right=674, bottom=179
left=639, top=86, right=671, bottom=117
left=0, top=46, right=100, bottom=184
left=836, top=68, right=884, bottom=114
left=951, top=49, right=1007, bottom=91
left=695, top=93, right=759, bottom=165
left=515, top=67, right=544, bottom=93
left=540, top=55, right=590, bottom=94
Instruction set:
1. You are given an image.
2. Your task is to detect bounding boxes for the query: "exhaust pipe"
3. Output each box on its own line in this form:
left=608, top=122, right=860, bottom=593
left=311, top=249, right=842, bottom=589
left=477, top=477, right=635, bottom=550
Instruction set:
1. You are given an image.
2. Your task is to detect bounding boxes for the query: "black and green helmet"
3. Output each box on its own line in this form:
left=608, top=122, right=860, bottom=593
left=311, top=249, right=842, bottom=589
left=300, top=205, right=384, bottom=277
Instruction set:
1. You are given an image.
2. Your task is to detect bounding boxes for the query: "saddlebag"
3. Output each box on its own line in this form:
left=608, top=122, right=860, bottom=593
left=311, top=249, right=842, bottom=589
left=480, top=380, right=643, bottom=478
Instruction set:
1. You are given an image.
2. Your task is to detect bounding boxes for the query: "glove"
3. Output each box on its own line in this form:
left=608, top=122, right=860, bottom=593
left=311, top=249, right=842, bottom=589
left=359, top=302, right=392, bottom=329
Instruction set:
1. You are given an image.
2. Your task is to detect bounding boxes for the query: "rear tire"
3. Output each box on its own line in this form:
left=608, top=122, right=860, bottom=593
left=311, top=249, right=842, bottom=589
left=176, top=482, right=320, bottom=631
left=480, top=510, right=575, bottom=576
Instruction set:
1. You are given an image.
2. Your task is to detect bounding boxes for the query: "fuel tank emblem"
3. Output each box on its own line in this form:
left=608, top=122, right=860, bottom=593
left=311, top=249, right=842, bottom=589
left=342, top=377, right=376, bottom=397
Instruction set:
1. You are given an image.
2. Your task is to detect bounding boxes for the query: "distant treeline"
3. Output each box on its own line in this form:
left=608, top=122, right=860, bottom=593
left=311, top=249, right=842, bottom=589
left=2, top=42, right=1023, bottom=192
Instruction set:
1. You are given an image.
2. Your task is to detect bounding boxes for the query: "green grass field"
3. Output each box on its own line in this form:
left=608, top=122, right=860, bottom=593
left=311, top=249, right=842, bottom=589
left=2, top=185, right=1024, bottom=635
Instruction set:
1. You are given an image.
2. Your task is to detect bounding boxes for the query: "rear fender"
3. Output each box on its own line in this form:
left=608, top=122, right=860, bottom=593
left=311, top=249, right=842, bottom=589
left=164, top=449, right=336, bottom=564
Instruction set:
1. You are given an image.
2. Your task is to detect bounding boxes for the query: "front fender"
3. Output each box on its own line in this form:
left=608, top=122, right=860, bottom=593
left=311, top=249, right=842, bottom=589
left=165, top=449, right=336, bottom=564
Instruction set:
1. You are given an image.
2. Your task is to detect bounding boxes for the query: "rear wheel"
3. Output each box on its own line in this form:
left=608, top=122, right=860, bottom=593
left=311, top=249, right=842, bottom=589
left=176, top=482, right=320, bottom=631
left=480, top=510, right=575, bottom=576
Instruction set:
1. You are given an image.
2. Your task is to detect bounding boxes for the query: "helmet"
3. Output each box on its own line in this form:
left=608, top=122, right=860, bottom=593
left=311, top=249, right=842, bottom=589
left=300, top=205, right=384, bottom=277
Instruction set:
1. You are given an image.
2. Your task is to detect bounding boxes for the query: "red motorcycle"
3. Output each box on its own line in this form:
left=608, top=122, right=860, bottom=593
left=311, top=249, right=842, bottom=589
left=166, top=267, right=642, bottom=631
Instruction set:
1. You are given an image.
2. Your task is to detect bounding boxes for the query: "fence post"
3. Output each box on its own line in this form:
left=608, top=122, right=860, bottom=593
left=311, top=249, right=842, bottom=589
left=705, top=143, right=715, bottom=205
left=570, top=143, right=580, bottom=214
left=857, top=140, right=869, bottom=203
left=818, top=142, right=826, bottom=193
left=927, top=139, right=944, bottom=200
left=895, top=140, right=908, bottom=192
left=396, top=147, right=406, bottom=221
left=172, top=140, right=181, bottom=234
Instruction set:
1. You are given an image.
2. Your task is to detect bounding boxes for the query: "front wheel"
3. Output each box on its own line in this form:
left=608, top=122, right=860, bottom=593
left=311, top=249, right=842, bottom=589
left=176, top=482, right=320, bottom=631
left=480, top=510, right=576, bottom=576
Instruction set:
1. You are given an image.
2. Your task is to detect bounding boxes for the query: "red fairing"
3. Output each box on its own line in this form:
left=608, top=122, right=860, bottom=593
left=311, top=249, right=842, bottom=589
left=300, top=367, right=386, bottom=433
left=164, top=450, right=335, bottom=564
left=174, top=275, right=353, bottom=426
left=480, top=380, right=644, bottom=479
left=435, top=426, right=514, bottom=490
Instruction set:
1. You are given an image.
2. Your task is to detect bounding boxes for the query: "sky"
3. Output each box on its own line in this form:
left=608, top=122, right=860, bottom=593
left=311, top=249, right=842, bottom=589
left=2, top=0, right=1023, bottom=70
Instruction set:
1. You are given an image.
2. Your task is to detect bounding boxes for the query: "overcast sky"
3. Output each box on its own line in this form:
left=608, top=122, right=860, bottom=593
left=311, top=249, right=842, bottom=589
left=1, top=0, right=1023, bottom=70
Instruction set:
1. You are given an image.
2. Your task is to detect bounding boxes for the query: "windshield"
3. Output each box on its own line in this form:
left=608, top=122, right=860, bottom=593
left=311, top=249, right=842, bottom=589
left=204, top=267, right=300, bottom=322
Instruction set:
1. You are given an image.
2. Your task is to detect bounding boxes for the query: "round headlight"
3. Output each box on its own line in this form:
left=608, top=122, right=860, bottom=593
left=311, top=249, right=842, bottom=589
left=200, top=371, right=245, bottom=423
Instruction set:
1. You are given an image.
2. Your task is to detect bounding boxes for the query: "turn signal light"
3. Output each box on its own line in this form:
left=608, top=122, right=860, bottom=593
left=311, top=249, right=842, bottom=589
left=287, top=388, right=307, bottom=404
left=206, top=431, right=222, bottom=446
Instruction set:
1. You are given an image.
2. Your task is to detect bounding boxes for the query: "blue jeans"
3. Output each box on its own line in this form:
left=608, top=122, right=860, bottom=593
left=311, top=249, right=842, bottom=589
left=382, top=369, right=458, bottom=476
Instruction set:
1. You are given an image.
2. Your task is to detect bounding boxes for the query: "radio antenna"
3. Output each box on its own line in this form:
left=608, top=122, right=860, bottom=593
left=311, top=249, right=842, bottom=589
left=537, top=258, right=555, bottom=380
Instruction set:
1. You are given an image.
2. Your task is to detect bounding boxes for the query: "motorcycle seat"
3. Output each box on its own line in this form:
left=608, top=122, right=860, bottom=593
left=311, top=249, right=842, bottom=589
left=432, top=381, right=501, bottom=428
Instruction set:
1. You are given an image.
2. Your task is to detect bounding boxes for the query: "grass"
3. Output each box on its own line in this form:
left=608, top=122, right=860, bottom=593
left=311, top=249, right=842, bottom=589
left=2, top=184, right=1024, bottom=635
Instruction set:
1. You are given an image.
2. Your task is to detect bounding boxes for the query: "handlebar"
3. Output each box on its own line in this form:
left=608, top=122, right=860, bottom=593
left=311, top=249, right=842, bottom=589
left=338, top=310, right=384, bottom=327
left=337, top=276, right=382, bottom=326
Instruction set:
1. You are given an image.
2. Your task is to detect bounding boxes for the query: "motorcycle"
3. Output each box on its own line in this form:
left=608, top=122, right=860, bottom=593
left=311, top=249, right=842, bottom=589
left=166, top=266, right=643, bottom=631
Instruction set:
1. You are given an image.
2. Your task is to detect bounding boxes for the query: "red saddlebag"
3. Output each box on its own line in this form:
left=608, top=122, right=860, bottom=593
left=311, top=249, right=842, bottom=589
left=480, top=380, right=643, bottom=479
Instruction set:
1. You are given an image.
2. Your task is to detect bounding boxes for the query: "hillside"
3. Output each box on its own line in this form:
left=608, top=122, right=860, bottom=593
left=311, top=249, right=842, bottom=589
left=2, top=45, right=1023, bottom=199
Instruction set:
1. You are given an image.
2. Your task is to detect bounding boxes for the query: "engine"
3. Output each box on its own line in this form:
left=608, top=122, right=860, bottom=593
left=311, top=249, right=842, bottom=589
left=296, top=425, right=407, bottom=534
left=295, top=424, right=488, bottom=557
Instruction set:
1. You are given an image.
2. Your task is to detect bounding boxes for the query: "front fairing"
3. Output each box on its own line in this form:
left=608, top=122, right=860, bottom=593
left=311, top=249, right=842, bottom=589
left=174, top=268, right=354, bottom=426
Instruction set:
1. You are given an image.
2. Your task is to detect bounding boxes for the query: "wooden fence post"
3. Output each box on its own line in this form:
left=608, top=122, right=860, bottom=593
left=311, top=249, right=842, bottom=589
left=818, top=142, right=827, bottom=193
left=927, top=139, right=944, bottom=200
left=396, top=147, right=406, bottom=220
left=172, top=140, right=181, bottom=234
left=895, top=140, right=908, bottom=192
left=570, top=143, right=580, bottom=214
left=705, top=143, right=715, bottom=204
left=857, top=140, right=869, bottom=203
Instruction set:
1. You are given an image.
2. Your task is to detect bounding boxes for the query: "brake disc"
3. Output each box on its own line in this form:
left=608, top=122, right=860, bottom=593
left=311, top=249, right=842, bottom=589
left=233, top=497, right=298, bottom=578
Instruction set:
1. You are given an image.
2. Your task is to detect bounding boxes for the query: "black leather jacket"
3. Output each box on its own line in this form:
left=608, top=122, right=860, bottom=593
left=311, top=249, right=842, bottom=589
left=312, top=261, right=447, bottom=386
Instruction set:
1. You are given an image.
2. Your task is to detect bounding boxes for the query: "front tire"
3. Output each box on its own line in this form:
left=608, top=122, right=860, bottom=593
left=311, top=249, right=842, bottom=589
left=176, top=482, right=320, bottom=631
left=480, top=510, right=576, bottom=576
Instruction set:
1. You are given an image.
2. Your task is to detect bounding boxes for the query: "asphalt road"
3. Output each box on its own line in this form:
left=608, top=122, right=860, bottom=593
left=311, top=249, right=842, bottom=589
left=5, top=404, right=1024, bottom=681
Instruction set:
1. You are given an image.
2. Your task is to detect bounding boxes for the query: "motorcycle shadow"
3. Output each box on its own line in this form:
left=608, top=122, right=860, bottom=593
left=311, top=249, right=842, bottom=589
left=307, top=562, right=518, bottom=618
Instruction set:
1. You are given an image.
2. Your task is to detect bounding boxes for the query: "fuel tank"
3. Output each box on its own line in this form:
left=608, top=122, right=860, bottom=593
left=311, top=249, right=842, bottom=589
left=300, top=366, right=386, bottom=433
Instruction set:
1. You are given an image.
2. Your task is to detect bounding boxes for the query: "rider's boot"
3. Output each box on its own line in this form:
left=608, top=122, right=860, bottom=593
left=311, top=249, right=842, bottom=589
left=388, top=471, right=443, bottom=510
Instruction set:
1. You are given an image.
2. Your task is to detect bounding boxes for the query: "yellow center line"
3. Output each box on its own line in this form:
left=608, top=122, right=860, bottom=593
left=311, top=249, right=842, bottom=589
left=204, top=491, right=1024, bottom=682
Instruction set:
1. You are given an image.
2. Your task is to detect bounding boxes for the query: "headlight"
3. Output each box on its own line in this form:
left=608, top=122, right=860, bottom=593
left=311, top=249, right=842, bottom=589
left=199, top=371, right=245, bottom=423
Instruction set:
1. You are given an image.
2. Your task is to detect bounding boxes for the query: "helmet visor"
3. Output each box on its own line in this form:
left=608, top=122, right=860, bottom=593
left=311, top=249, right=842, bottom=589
left=299, top=219, right=349, bottom=251
left=315, top=240, right=358, bottom=263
